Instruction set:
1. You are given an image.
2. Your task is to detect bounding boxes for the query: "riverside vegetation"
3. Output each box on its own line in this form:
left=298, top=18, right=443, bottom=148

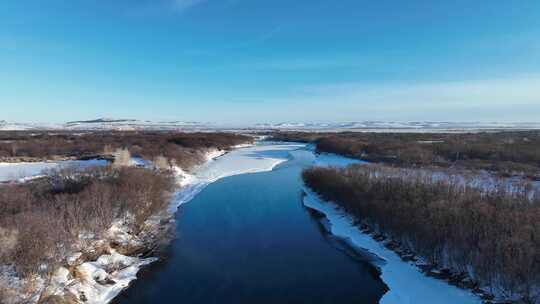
left=0, top=131, right=252, bottom=304
left=272, top=131, right=540, bottom=180
left=0, top=131, right=251, bottom=169
left=295, top=130, right=540, bottom=303
left=303, top=165, right=540, bottom=303
left=1, top=166, right=174, bottom=277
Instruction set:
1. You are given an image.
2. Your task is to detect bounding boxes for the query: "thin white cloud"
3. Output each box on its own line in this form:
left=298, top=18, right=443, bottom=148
left=243, top=75, right=540, bottom=122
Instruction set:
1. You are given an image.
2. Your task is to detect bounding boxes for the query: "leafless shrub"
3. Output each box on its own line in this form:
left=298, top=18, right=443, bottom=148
left=0, top=227, right=18, bottom=262
left=103, top=144, right=114, bottom=154
left=0, top=285, right=21, bottom=304
left=0, top=166, right=174, bottom=278
left=114, top=148, right=131, bottom=167
left=303, top=164, right=540, bottom=302
left=153, top=155, right=170, bottom=171
left=274, top=131, right=540, bottom=179
left=0, top=131, right=252, bottom=171
left=0, top=131, right=250, bottom=281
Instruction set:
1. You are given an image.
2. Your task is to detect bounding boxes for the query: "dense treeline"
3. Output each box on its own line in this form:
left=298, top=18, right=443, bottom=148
left=303, top=165, right=540, bottom=303
left=0, top=166, right=174, bottom=277
left=273, top=131, right=540, bottom=179
left=0, top=131, right=252, bottom=169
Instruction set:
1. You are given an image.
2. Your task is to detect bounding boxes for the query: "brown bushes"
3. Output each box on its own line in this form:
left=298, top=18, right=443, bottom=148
left=303, top=165, right=540, bottom=302
left=0, top=131, right=249, bottom=303
left=0, top=227, right=17, bottom=261
left=274, top=131, right=540, bottom=178
left=0, top=166, right=174, bottom=278
left=0, top=131, right=252, bottom=170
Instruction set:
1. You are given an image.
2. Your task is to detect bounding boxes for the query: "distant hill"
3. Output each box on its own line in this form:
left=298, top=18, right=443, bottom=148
left=63, top=118, right=210, bottom=131
left=66, top=118, right=138, bottom=125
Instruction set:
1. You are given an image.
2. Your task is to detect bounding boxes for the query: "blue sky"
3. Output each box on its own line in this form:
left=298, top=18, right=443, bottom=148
left=1, top=0, right=539, bottom=124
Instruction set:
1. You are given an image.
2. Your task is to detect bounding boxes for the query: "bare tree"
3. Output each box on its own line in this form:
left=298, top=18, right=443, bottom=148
left=153, top=155, right=170, bottom=171
left=114, top=148, right=131, bottom=167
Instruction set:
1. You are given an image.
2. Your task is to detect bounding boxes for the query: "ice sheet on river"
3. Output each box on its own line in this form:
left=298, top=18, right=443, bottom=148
left=171, top=143, right=307, bottom=210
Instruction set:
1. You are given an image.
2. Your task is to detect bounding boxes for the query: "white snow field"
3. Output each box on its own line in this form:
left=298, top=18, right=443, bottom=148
left=4, top=118, right=540, bottom=132
left=0, top=159, right=107, bottom=182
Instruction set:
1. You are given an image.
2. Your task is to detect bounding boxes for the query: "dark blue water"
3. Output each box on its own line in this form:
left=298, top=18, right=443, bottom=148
left=116, top=150, right=387, bottom=304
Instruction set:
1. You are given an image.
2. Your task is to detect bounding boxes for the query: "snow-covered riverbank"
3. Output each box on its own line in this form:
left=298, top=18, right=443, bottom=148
left=302, top=189, right=482, bottom=304
left=2, top=143, right=294, bottom=304
left=303, top=153, right=483, bottom=304
left=48, top=143, right=305, bottom=304
left=135, top=142, right=486, bottom=304
left=176, top=143, right=483, bottom=304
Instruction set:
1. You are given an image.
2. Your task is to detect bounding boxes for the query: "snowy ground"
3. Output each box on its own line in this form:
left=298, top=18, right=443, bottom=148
left=4, top=119, right=540, bottom=132
left=0, top=159, right=107, bottom=182
left=313, top=152, right=368, bottom=167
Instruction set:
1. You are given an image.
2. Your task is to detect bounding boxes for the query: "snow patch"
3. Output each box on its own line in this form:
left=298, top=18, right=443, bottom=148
left=129, top=157, right=146, bottom=167
left=313, top=152, right=367, bottom=167
left=65, top=250, right=157, bottom=304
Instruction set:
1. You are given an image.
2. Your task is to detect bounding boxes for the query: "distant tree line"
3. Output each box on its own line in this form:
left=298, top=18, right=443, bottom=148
left=0, top=131, right=252, bottom=169
left=272, top=131, right=540, bottom=179
left=303, top=165, right=540, bottom=303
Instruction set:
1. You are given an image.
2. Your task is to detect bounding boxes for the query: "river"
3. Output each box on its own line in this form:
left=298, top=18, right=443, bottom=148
left=115, top=143, right=387, bottom=303
left=114, top=142, right=481, bottom=304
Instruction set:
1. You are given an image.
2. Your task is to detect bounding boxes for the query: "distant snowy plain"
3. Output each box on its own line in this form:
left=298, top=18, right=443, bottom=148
left=2, top=118, right=540, bottom=132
